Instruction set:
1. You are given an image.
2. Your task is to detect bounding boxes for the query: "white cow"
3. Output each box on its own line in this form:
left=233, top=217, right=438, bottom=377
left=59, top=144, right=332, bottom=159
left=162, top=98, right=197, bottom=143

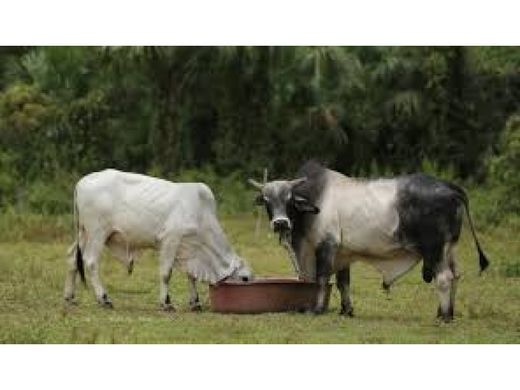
left=64, top=169, right=252, bottom=311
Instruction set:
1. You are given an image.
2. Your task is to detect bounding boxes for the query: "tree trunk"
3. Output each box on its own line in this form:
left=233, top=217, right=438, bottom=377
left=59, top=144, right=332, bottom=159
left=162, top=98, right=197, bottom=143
left=148, top=48, right=180, bottom=175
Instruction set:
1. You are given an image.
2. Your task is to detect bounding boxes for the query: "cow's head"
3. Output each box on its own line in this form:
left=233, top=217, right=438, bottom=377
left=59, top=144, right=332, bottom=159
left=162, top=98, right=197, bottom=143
left=228, top=257, right=254, bottom=282
left=248, top=177, right=320, bottom=239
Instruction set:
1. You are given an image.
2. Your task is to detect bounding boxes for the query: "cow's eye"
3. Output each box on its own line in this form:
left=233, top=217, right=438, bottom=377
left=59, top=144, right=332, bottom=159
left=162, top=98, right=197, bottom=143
left=255, top=194, right=266, bottom=205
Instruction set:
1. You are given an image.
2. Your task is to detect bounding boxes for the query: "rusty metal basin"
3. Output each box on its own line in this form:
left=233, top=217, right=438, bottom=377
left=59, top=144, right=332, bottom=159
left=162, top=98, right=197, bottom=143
left=209, top=277, right=332, bottom=314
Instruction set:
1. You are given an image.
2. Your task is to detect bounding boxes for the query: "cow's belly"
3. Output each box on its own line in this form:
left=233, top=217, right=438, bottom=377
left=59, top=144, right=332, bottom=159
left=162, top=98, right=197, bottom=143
left=338, top=223, right=401, bottom=257
left=108, top=207, right=166, bottom=248
left=333, top=247, right=419, bottom=285
left=333, top=224, right=410, bottom=273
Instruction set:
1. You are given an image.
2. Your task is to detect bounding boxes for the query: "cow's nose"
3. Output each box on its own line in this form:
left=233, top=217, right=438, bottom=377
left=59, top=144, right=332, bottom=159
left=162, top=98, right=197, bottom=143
left=273, top=218, right=290, bottom=232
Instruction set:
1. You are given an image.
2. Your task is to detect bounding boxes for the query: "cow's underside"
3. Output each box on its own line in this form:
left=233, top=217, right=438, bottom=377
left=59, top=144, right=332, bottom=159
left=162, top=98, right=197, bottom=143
left=334, top=249, right=421, bottom=289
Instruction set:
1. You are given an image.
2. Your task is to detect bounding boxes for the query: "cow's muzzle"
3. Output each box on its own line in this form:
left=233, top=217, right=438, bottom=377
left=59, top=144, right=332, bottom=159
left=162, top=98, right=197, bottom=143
left=272, top=218, right=291, bottom=233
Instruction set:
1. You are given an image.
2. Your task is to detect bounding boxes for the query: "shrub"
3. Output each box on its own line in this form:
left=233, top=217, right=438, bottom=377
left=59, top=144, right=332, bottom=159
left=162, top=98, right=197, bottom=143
left=25, top=180, right=72, bottom=215
left=169, top=166, right=253, bottom=215
left=0, top=151, right=18, bottom=207
left=487, top=114, right=520, bottom=215
left=419, top=158, right=457, bottom=182
left=18, top=170, right=78, bottom=215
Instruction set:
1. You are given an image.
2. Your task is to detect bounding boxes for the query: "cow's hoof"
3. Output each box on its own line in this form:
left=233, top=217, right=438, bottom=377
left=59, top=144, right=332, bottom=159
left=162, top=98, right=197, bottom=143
left=436, top=307, right=453, bottom=323
left=312, top=306, right=326, bottom=315
left=99, top=294, right=113, bottom=308
left=99, top=300, right=113, bottom=309
left=100, top=299, right=113, bottom=309
left=64, top=297, right=77, bottom=306
left=437, top=315, right=453, bottom=323
left=339, top=306, right=354, bottom=317
left=161, top=304, right=175, bottom=312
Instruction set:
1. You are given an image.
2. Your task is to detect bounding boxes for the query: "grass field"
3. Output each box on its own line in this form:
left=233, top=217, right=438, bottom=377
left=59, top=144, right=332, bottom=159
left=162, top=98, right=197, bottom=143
left=0, top=213, right=519, bottom=343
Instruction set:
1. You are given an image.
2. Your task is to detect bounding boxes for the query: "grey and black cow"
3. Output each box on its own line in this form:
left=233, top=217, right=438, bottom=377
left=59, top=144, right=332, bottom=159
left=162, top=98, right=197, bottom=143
left=249, top=160, right=489, bottom=321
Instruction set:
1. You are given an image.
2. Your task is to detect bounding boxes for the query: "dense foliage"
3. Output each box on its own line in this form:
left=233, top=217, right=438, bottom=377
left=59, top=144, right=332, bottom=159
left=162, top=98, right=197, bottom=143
left=0, top=46, right=518, bottom=215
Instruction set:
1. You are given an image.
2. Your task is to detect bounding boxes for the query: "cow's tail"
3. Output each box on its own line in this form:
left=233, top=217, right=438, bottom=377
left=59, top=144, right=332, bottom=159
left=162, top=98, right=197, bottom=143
left=73, top=186, right=86, bottom=285
left=449, top=183, right=490, bottom=273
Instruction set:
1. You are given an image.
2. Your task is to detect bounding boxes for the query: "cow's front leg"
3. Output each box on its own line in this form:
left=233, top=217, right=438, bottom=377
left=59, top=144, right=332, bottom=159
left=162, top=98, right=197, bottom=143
left=187, top=275, right=202, bottom=311
left=313, top=237, right=337, bottom=314
left=158, top=239, right=178, bottom=312
left=336, top=267, right=353, bottom=316
left=313, top=276, right=330, bottom=314
left=159, top=261, right=174, bottom=312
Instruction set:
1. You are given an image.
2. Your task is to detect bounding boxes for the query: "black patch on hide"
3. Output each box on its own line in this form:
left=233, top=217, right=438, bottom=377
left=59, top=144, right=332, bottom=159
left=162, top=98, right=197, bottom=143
left=395, top=174, right=464, bottom=283
left=289, top=160, right=328, bottom=259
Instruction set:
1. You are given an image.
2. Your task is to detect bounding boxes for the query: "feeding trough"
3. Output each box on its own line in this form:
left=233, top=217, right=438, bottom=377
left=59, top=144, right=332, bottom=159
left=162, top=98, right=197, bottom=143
left=209, top=277, right=332, bottom=314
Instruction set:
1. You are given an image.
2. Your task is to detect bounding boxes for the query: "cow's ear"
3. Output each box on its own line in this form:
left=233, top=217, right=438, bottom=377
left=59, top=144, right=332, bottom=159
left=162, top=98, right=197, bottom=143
left=292, top=195, right=320, bottom=214
left=254, top=194, right=265, bottom=206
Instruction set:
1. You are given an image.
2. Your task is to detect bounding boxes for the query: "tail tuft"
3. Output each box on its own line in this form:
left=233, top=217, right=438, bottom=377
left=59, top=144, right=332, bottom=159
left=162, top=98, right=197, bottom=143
left=454, top=184, right=490, bottom=276
left=422, top=265, right=433, bottom=283
left=76, top=244, right=86, bottom=285
left=478, top=246, right=490, bottom=273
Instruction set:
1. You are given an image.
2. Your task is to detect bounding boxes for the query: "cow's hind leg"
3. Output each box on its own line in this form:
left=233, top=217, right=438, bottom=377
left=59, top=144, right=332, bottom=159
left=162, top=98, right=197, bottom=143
left=83, top=236, right=112, bottom=308
left=158, top=238, right=179, bottom=311
left=187, top=275, right=202, bottom=311
left=435, top=244, right=456, bottom=322
left=448, top=248, right=460, bottom=315
left=436, top=244, right=460, bottom=322
left=314, top=236, right=337, bottom=314
left=336, top=267, right=353, bottom=316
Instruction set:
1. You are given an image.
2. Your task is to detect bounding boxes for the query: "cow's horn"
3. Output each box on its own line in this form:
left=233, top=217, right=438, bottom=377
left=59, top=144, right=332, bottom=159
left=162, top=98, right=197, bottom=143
left=247, top=178, right=264, bottom=190
left=289, top=177, right=307, bottom=188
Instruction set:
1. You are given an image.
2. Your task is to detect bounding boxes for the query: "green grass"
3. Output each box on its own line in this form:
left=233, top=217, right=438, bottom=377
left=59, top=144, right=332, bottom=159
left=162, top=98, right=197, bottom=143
left=0, top=213, right=519, bottom=343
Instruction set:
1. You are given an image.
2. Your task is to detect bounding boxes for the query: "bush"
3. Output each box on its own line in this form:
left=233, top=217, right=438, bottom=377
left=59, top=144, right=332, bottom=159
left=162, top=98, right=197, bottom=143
left=25, top=179, right=73, bottom=215
left=487, top=114, right=520, bottom=215
left=419, top=158, right=457, bottom=182
left=169, top=166, right=254, bottom=215
left=0, top=170, right=78, bottom=215
left=0, top=151, right=18, bottom=207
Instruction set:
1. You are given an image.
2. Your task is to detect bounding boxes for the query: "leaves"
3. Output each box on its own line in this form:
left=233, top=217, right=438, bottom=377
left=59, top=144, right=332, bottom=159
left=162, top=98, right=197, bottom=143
left=0, top=46, right=518, bottom=213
